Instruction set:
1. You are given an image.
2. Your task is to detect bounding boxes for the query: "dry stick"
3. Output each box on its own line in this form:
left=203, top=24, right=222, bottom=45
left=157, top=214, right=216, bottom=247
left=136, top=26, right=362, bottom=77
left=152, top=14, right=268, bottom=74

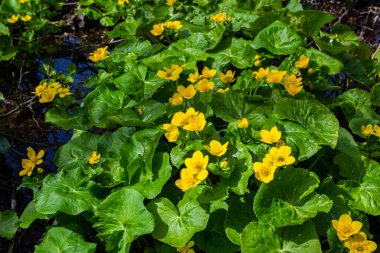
left=371, top=44, right=380, bottom=60
left=0, top=96, right=37, bottom=118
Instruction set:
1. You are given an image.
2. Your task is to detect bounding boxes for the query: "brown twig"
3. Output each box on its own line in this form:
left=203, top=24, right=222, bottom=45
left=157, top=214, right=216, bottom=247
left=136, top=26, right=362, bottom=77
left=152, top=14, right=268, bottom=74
left=0, top=96, right=37, bottom=118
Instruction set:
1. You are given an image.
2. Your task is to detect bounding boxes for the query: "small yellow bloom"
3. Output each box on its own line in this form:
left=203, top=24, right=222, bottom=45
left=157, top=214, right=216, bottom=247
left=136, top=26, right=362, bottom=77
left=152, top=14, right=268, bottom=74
left=88, top=151, right=101, bottom=165
left=162, top=124, right=179, bottom=142
left=205, top=140, right=228, bottom=157
left=332, top=214, right=363, bottom=241
left=169, top=92, right=183, bottom=106
left=266, top=70, right=287, bottom=84
left=157, top=64, right=184, bottom=81
left=171, top=112, right=188, bottom=126
left=136, top=108, right=143, bottom=115
left=219, top=70, right=235, bottom=84
left=237, top=118, right=249, bottom=128
left=184, top=150, right=209, bottom=180
left=177, top=85, right=196, bottom=99
left=57, top=87, right=72, bottom=98
left=292, top=69, right=299, bottom=75
left=196, top=78, right=214, bottom=92
left=254, top=55, right=261, bottom=60
left=37, top=168, right=44, bottom=174
left=295, top=55, right=309, bottom=69
left=117, top=0, right=129, bottom=5
left=253, top=162, right=277, bottom=183
left=283, top=74, right=303, bottom=96
left=254, top=60, right=261, bottom=67
left=201, top=67, right=216, bottom=79
left=7, top=15, right=18, bottom=24
left=264, top=146, right=295, bottom=167
left=210, top=12, right=227, bottom=22
left=361, top=124, right=373, bottom=136
left=260, top=126, right=281, bottom=144
left=167, top=0, right=176, bottom=6
left=39, top=88, right=57, bottom=103
left=183, top=112, right=206, bottom=132
left=177, top=241, right=195, bottom=253
left=216, top=88, right=230, bottom=93
left=19, top=147, right=44, bottom=177
left=220, top=161, right=228, bottom=169
left=19, top=0, right=28, bottom=3
left=373, top=125, right=380, bottom=137
left=21, top=15, right=31, bottom=22
left=151, top=23, right=165, bottom=36
left=27, top=147, right=44, bottom=165
left=20, top=159, right=34, bottom=176
left=165, top=20, right=182, bottom=30
left=344, top=232, right=377, bottom=253
left=188, top=72, right=200, bottom=83
left=308, top=68, right=315, bottom=75
left=175, top=169, right=201, bottom=191
left=252, top=67, right=269, bottom=81
left=89, top=46, right=108, bottom=62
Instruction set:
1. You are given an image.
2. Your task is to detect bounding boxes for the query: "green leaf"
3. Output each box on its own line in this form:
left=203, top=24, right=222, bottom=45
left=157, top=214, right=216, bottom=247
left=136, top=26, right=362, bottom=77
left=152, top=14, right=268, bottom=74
left=45, top=107, right=91, bottom=131
left=253, top=167, right=332, bottom=227
left=224, top=193, right=256, bottom=245
left=338, top=157, right=380, bottom=215
left=0, top=0, right=21, bottom=14
left=94, top=188, right=154, bottom=252
left=306, top=48, right=343, bottom=75
left=288, top=10, right=335, bottom=37
left=0, top=22, right=9, bottom=36
left=252, top=20, right=305, bottom=55
left=273, top=98, right=339, bottom=148
left=338, top=53, right=371, bottom=85
left=108, top=16, right=142, bottom=39
left=20, top=201, right=48, bottom=229
left=35, top=168, right=100, bottom=215
left=147, top=197, right=209, bottom=247
left=0, top=211, right=19, bottom=240
left=241, top=220, right=322, bottom=253
left=100, top=16, right=114, bottom=27
left=35, top=227, right=96, bottom=253
left=370, top=83, right=380, bottom=107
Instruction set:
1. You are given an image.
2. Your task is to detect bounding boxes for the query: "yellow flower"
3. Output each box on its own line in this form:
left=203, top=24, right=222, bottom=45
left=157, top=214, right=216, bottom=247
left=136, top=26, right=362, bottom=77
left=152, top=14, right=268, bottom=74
left=162, top=124, right=179, bottom=142
left=332, top=214, right=363, bottom=241
left=219, top=70, right=235, bottom=84
left=19, top=0, right=28, bottom=3
left=308, top=68, right=315, bottom=75
left=157, top=64, right=184, bottom=81
left=136, top=108, right=143, bottom=115
left=169, top=92, right=183, bottom=106
left=295, top=55, right=309, bottom=69
left=117, top=0, right=129, bottom=5
left=167, top=0, right=176, bottom=6
left=196, top=78, right=214, bottom=92
left=177, top=85, right=196, bottom=99
left=21, top=15, right=31, bottom=22
left=27, top=147, right=44, bottom=164
left=151, top=23, right=165, bottom=36
left=201, top=67, right=216, bottom=79
left=184, top=151, right=209, bottom=180
left=183, top=112, right=206, bottom=132
left=237, top=118, right=249, bottom=128
left=175, top=169, right=201, bottom=191
left=7, top=15, right=18, bottom=23
left=20, top=147, right=44, bottom=177
left=171, top=108, right=197, bottom=126
left=32, top=82, right=49, bottom=97
left=177, top=241, right=195, bottom=253
left=39, top=88, right=57, bottom=103
left=361, top=124, right=373, bottom=136
left=254, top=55, right=261, bottom=60
left=37, top=168, right=44, bottom=174
left=265, top=146, right=295, bottom=167
left=260, top=126, right=281, bottom=144
left=165, top=20, right=182, bottom=30
left=266, top=70, right=287, bottom=84
left=253, top=162, right=277, bottom=183
left=252, top=67, right=269, bottom=81
left=220, top=161, right=228, bottom=169
left=205, top=140, right=228, bottom=157
left=216, top=88, right=230, bottom=93
left=20, top=159, right=35, bottom=176
left=283, top=74, right=303, bottom=96
left=292, top=69, right=299, bottom=75
left=88, top=151, right=101, bottom=165
left=284, top=82, right=303, bottom=96
left=344, top=232, right=377, bottom=253
left=89, top=46, right=108, bottom=62
left=57, top=87, right=72, bottom=98
left=210, top=12, right=227, bottom=22
left=254, top=60, right=261, bottom=67
left=188, top=72, right=200, bottom=83
left=373, top=125, right=380, bottom=137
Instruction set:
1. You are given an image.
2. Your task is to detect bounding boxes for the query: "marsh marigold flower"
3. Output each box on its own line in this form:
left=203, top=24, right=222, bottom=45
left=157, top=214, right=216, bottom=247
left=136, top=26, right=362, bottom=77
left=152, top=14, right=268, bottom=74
left=283, top=74, right=303, bottom=96
left=332, top=214, right=363, bottom=241
left=254, top=60, right=261, bottom=67
left=177, top=85, right=196, bottom=99
left=57, top=87, right=72, bottom=98
left=237, top=118, right=249, bottom=128
left=295, top=55, right=309, bottom=69
left=210, top=12, right=227, bottom=22
left=253, top=162, right=277, bottom=183
left=117, top=0, right=129, bottom=5
left=171, top=108, right=195, bottom=126
left=21, top=15, right=31, bottom=22
left=206, top=140, right=228, bottom=157
left=20, top=147, right=44, bottom=176
left=264, top=146, right=295, bottom=167
left=260, top=126, right=281, bottom=144
left=7, top=15, right=18, bottom=23
left=373, top=125, right=380, bottom=137
left=266, top=70, right=287, bottom=84
left=39, top=87, right=57, bottom=103
left=169, top=93, right=183, bottom=106
left=183, top=112, right=206, bottom=132
left=188, top=72, right=200, bottom=83
left=177, top=241, right=195, bottom=253
left=167, top=0, right=176, bottom=6
left=157, top=64, right=184, bottom=81
left=201, top=67, right=216, bottom=79
left=219, top=70, right=235, bottom=84
left=88, top=151, right=101, bottom=165
left=196, top=78, right=214, bottom=92
left=344, top=232, right=377, bottom=253
left=220, top=161, right=228, bottom=169
left=361, top=124, right=373, bottom=136
left=19, top=0, right=28, bottom=3
left=175, top=169, right=201, bottom=191
left=151, top=23, right=165, bottom=36
left=89, top=46, right=108, bottom=62
left=165, top=20, right=182, bottom=29
left=162, top=124, right=179, bottom=142
left=184, top=150, right=209, bottom=180
left=216, top=88, right=229, bottom=93
left=252, top=67, right=269, bottom=81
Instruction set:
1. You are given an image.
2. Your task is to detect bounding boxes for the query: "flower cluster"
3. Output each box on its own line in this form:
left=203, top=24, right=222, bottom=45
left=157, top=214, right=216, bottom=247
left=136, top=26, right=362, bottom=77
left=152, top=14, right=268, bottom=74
left=361, top=124, right=380, bottom=137
left=20, top=147, right=44, bottom=176
left=32, top=82, right=72, bottom=103
left=210, top=12, right=231, bottom=23
left=150, top=20, right=182, bottom=36
left=89, top=46, right=109, bottom=62
left=253, top=127, right=295, bottom=183
left=7, top=14, right=31, bottom=23
left=332, top=214, right=377, bottom=253
left=175, top=151, right=209, bottom=191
